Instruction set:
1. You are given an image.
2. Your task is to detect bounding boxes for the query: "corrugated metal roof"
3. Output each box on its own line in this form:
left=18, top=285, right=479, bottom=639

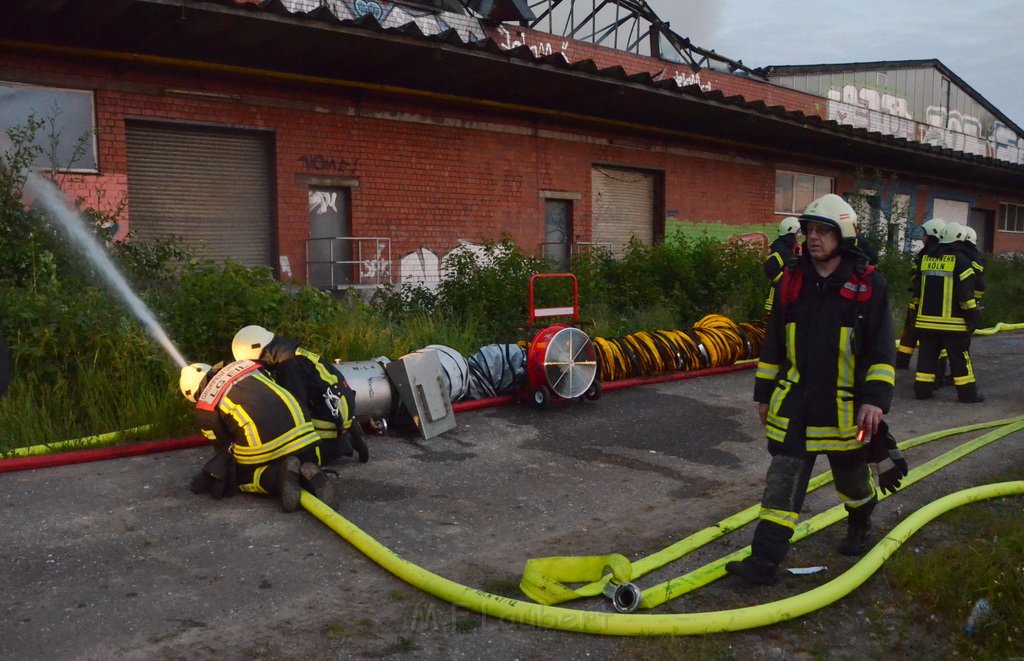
left=1, top=0, right=1022, bottom=189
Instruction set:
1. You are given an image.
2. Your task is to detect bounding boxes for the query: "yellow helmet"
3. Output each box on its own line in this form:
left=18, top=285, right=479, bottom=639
left=799, top=194, right=858, bottom=241
left=232, top=325, right=274, bottom=361
left=179, top=363, right=212, bottom=403
left=778, top=216, right=801, bottom=236
left=921, top=218, right=946, bottom=239
left=964, top=226, right=978, bottom=245
left=939, top=222, right=966, bottom=244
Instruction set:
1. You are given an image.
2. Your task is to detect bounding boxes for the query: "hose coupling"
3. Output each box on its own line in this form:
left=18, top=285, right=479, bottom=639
left=603, top=581, right=642, bottom=613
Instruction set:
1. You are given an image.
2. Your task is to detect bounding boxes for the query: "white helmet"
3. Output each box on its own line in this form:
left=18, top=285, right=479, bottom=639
left=180, top=363, right=212, bottom=403
left=939, top=222, right=966, bottom=244
left=964, top=226, right=978, bottom=245
left=921, top=218, right=946, bottom=239
left=778, top=216, right=800, bottom=236
left=799, top=194, right=858, bottom=242
left=232, top=325, right=274, bottom=361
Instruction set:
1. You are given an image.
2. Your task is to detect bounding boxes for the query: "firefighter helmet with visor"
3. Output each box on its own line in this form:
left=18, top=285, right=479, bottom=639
left=799, top=194, right=858, bottom=243
left=232, top=325, right=275, bottom=361
left=180, top=363, right=212, bottom=403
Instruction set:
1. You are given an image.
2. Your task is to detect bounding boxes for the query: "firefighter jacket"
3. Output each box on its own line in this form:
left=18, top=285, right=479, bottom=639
left=762, top=235, right=798, bottom=313
left=913, top=244, right=978, bottom=333
left=261, top=337, right=354, bottom=440
left=905, top=237, right=942, bottom=312
left=960, top=243, right=987, bottom=300
left=755, top=253, right=896, bottom=453
left=193, top=360, right=320, bottom=466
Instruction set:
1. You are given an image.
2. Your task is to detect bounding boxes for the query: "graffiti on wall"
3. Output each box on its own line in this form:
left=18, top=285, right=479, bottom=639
left=398, top=240, right=487, bottom=287
left=494, top=25, right=570, bottom=60
left=827, top=83, right=1024, bottom=165
left=299, top=154, right=358, bottom=175
left=671, top=71, right=712, bottom=92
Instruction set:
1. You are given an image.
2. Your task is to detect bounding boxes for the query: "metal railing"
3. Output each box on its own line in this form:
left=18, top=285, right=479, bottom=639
left=305, top=236, right=392, bottom=290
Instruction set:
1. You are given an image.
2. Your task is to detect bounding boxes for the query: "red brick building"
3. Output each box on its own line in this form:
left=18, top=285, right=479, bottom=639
left=2, top=0, right=1023, bottom=290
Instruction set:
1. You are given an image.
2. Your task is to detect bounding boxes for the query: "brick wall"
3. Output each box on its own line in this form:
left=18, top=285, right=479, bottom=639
left=2, top=43, right=1019, bottom=286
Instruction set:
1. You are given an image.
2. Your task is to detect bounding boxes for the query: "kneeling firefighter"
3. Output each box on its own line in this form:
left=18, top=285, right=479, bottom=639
left=180, top=361, right=343, bottom=511
left=727, top=193, right=903, bottom=586
left=232, top=325, right=368, bottom=463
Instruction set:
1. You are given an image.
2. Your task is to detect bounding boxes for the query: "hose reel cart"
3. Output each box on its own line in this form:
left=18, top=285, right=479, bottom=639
left=524, top=273, right=601, bottom=408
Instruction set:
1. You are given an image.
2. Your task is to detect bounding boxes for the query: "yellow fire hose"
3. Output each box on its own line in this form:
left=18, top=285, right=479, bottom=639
left=521, top=416, right=1024, bottom=608
left=301, top=481, right=1024, bottom=635
left=300, top=418, right=1024, bottom=635
left=5, top=424, right=156, bottom=457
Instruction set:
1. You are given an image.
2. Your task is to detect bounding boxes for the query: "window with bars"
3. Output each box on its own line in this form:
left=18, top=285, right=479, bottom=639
left=775, top=171, right=833, bottom=214
left=999, top=203, right=1024, bottom=232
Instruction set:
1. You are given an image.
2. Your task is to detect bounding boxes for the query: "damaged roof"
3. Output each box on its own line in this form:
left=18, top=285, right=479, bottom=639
left=1, top=0, right=1023, bottom=190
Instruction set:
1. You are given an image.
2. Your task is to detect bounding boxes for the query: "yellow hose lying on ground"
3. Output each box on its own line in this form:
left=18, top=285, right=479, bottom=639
left=4, top=424, right=156, bottom=457
left=972, top=321, right=1024, bottom=336
left=520, top=415, right=1024, bottom=607
left=302, top=480, right=1024, bottom=635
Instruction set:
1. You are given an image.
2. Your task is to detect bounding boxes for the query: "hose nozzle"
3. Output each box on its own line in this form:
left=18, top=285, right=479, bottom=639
left=603, top=581, right=642, bottom=613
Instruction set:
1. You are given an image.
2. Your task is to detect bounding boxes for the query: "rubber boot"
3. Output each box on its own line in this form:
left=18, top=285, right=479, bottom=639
left=277, top=456, right=302, bottom=513
left=956, top=383, right=985, bottom=403
left=351, top=424, right=369, bottom=463
left=837, top=515, right=873, bottom=556
left=300, top=462, right=343, bottom=510
left=725, top=555, right=779, bottom=586
left=894, top=352, right=911, bottom=370
left=913, top=381, right=934, bottom=400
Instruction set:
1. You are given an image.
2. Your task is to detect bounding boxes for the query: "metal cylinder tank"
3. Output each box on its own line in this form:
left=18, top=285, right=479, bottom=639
left=331, top=358, right=394, bottom=420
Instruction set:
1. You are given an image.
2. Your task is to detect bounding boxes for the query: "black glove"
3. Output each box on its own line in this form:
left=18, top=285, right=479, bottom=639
left=198, top=451, right=237, bottom=499
left=877, top=448, right=909, bottom=495
left=190, top=471, right=215, bottom=495
left=963, top=308, right=980, bottom=334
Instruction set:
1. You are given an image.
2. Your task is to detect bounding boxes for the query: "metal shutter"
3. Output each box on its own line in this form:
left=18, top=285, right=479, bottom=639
left=591, top=166, right=654, bottom=253
left=125, top=122, right=274, bottom=267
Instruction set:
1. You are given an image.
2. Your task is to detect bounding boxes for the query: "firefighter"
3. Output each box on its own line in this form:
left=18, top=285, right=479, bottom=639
left=895, top=218, right=946, bottom=370
left=179, top=361, right=342, bottom=511
left=961, top=226, right=987, bottom=304
left=726, top=194, right=898, bottom=586
left=912, top=222, right=984, bottom=403
left=231, top=325, right=368, bottom=464
left=762, top=216, right=801, bottom=314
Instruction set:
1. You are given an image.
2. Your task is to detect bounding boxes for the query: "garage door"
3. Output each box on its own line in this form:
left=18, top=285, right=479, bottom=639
left=591, top=165, right=655, bottom=253
left=126, top=122, right=274, bottom=267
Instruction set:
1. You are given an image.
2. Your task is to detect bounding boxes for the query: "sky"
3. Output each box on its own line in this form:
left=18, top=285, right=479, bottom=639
left=645, top=0, right=1024, bottom=127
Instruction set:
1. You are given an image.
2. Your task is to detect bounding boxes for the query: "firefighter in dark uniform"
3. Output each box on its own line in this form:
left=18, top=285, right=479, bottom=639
left=912, top=222, right=984, bottom=403
left=726, top=194, right=899, bottom=586
left=895, top=218, right=945, bottom=369
left=762, top=216, right=801, bottom=314
left=180, top=361, right=342, bottom=511
left=961, top=226, right=987, bottom=305
left=232, top=325, right=368, bottom=464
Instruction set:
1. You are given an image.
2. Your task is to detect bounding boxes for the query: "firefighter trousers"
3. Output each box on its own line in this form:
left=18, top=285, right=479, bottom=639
left=751, top=448, right=877, bottom=567
left=914, top=330, right=978, bottom=400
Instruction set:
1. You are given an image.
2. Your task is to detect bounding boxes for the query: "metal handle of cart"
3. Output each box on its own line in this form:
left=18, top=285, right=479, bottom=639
left=527, top=273, right=579, bottom=326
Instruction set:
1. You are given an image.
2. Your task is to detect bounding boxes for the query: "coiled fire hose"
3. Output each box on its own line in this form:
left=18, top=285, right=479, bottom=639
left=593, top=314, right=765, bottom=382
left=300, top=417, right=1024, bottom=635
